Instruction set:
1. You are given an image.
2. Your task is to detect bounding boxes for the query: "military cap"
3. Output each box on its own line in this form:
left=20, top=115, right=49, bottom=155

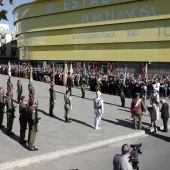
left=6, top=91, right=11, bottom=96
left=20, top=96, right=26, bottom=101
left=29, top=97, right=34, bottom=104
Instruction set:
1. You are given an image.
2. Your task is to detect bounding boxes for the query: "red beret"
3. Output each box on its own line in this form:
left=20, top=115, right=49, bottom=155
left=6, top=91, right=11, bottom=96
left=29, top=98, right=34, bottom=104
left=20, top=96, right=26, bottom=101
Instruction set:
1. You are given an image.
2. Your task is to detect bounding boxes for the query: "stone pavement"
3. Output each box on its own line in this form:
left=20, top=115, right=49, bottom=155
left=0, top=74, right=169, bottom=170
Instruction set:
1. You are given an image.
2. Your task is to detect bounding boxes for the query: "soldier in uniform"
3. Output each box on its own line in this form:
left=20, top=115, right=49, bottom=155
left=49, top=82, right=56, bottom=117
left=67, top=72, right=73, bottom=95
left=5, top=91, right=16, bottom=135
left=28, top=82, right=35, bottom=99
left=81, top=77, right=86, bottom=98
left=120, top=90, right=125, bottom=107
left=64, top=90, right=72, bottom=123
left=19, top=96, right=28, bottom=144
left=0, top=87, right=5, bottom=128
left=95, top=76, right=103, bottom=93
left=131, top=93, right=146, bottom=130
left=17, top=79, right=23, bottom=103
left=93, top=91, right=104, bottom=129
left=27, top=98, right=39, bottom=151
left=7, top=78, right=13, bottom=98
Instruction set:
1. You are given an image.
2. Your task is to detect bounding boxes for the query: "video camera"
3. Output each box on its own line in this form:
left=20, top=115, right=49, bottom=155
left=129, top=143, right=142, bottom=170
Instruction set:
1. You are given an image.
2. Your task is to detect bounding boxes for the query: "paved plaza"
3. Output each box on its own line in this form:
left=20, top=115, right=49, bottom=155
left=0, top=74, right=169, bottom=169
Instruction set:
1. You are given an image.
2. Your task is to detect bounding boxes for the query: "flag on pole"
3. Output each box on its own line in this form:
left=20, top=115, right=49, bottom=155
left=8, top=60, right=11, bottom=77
left=123, top=67, right=127, bottom=85
left=52, top=63, right=55, bottom=82
left=29, top=66, right=33, bottom=83
left=145, top=63, right=148, bottom=82
left=63, top=61, right=67, bottom=87
left=145, top=63, right=148, bottom=76
left=70, top=63, right=73, bottom=74
left=83, top=62, right=86, bottom=75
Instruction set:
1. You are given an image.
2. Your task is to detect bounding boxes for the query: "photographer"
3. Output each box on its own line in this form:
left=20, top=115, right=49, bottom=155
left=113, top=144, right=133, bottom=170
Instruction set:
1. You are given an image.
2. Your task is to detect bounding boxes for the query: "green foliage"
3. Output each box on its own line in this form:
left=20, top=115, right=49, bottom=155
left=0, top=0, right=14, bottom=21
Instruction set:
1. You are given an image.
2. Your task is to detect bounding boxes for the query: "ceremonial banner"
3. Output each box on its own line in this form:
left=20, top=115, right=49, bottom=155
left=29, top=66, right=33, bottom=83
left=108, top=62, right=114, bottom=72
left=141, top=63, right=146, bottom=74
left=76, top=62, right=81, bottom=69
left=63, top=62, right=67, bottom=86
left=8, top=61, right=11, bottom=77
left=93, top=62, right=99, bottom=71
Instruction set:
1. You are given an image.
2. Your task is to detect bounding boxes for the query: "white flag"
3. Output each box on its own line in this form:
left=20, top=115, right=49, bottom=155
left=8, top=61, right=11, bottom=77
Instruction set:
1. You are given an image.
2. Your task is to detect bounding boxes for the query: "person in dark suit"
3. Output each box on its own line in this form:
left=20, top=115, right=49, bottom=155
left=120, top=91, right=125, bottom=107
left=131, top=93, right=146, bottom=130
left=160, top=99, right=169, bottom=132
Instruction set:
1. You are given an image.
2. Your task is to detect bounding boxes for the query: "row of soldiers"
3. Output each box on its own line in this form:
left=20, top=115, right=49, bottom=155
left=0, top=77, right=40, bottom=151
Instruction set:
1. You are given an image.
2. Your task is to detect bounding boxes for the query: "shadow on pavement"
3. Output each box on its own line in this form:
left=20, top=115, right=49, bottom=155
left=102, top=118, right=134, bottom=129
left=103, top=118, right=170, bottom=142
left=55, top=90, right=130, bottom=108
left=118, top=108, right=130, bottom=113
left=37, top=109, right=64, bottom=122
left=0, top=127, right=28, bottom=149
left=71, top=118, right=94, bottom=129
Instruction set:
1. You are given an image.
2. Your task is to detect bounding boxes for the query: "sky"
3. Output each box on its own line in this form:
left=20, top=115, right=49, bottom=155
left=0, top=0, right=31, bottom=31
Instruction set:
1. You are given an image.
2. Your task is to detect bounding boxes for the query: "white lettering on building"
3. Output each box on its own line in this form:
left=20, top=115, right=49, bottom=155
left=82, top=5, right=156, bottom=23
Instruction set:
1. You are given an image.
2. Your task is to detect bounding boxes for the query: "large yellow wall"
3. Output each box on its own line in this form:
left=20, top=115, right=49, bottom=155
left=13, top=0, right=170, bottom=61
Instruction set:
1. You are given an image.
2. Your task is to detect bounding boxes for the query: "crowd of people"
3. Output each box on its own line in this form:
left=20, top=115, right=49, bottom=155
left=1, top=64, right=170, bottom=99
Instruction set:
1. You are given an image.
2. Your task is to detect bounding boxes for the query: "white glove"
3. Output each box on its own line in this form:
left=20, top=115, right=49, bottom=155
left=54, top=100, right=56, bottom=103
left=70, top=106, right=72, bottom=110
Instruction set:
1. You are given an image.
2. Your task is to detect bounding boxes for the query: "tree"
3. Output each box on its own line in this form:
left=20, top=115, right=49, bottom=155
left=0, top=0, right=14, bottom=21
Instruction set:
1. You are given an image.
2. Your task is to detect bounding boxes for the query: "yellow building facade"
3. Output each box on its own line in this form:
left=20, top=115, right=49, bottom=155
left=13, top=0, right=170, bottom=62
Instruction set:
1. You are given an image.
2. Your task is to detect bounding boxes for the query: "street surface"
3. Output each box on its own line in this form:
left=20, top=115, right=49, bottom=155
left=24, top=131, right=170, bottom=170
left=0, top=74, right=169, bottom=169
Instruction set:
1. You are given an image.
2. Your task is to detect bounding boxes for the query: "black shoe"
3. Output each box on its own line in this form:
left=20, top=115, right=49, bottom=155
left=20, top=140, right=27, bottom=144
left=0, top=125, right=5, bottom=128
left=28, top=146, right=39, bottom=151
left=67, top=119, right=72, bottom=123
left=49, top=114, right=55, bottom=117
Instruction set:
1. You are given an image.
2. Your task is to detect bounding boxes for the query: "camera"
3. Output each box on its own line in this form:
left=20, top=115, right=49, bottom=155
left=129, top=143, right=142, bottom=170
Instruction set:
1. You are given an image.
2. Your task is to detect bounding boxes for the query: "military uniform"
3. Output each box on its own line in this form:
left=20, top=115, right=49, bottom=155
left=19, top=98, right=28, bottom=144
left=5, top=92, right=15, bottom=135
left=7, top=78, right=13, bottom=98
left=28, top=83, right=35, bottom=99
left=67, top=75, right=73, bottom=95
left=17, top=80, right=23, bottom=103
left=0, top=88, right=5, bottom=128
left=28, top=99, right=39, bottom=151
left=64, top=91, right=72, bottom=122
left=49, top=82, right=56, bottom=116
left=81, top=78, right=86, bottom=98
left=131, top=93, right=146, bottom=130
left=95, top=78, right=102, bottom=92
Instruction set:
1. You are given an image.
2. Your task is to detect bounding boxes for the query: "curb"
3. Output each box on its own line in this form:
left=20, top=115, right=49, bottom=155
left=0, top=131, right=145, bottom=170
